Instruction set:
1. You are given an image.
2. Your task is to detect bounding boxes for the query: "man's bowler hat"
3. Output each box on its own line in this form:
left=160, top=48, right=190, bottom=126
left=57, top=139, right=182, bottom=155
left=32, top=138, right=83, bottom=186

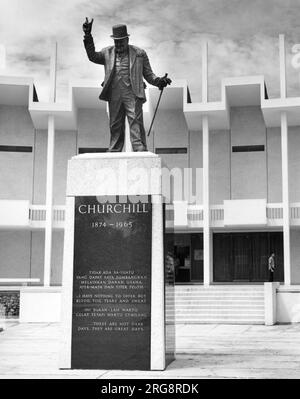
left=111, top=24, right=130, bottom=40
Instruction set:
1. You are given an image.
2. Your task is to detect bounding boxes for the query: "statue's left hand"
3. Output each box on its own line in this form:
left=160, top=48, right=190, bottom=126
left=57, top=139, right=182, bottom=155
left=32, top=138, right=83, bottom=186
left=157, top=75, right=172, bottom=90
left=83, top=17, right=94, bottom=35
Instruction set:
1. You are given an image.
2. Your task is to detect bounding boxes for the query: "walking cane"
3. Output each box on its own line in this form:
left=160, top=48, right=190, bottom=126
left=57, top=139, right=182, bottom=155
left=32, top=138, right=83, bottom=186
left=147, top=73, right=168, bottom=137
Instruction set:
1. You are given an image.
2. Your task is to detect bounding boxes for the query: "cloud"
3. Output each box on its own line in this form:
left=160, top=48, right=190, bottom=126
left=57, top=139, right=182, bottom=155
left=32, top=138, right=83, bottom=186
left=0, top=45, right=5, bottom=69
left=0, top=0, right=300, bottom=102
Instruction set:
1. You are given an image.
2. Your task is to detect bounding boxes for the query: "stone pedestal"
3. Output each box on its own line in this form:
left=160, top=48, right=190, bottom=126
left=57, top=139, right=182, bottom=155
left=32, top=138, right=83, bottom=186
left=264, top=282, right=279, bottom=325
left=60, top=152, right=174, bottom=370
left=20, top=287, right=61, bottom=322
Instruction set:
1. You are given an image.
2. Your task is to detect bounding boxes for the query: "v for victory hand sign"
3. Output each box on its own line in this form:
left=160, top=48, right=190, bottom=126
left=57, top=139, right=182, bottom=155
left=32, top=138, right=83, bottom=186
left=82, top=17, right=94, bottom=35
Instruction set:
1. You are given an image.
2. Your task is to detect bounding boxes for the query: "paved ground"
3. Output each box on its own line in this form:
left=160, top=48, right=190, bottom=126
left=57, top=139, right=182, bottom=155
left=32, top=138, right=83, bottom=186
left=0, top=322, right=300, bottom=379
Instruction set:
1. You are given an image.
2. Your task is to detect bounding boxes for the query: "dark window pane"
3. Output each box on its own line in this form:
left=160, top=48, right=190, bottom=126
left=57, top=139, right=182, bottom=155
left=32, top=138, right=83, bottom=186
left=155, top=148, right=187, bottom=154
left=0, top=145, right=32, bottom=152
left=232, top=145, right=264, bottom=152
left=213, top=232, right=284, bottom=282
left=78, top=148, right=107, bottom=154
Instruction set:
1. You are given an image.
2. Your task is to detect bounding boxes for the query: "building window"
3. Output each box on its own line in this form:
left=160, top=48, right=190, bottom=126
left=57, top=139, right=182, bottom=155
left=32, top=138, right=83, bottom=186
left=155, top=148, right=187, bottom=154
left=0, top=145, right=32, bottom=152
left=232, top=145, right=265, bottom=152
left=213, top=232, right=284, bottom=282
left=78, top=148, right=107, bottom=154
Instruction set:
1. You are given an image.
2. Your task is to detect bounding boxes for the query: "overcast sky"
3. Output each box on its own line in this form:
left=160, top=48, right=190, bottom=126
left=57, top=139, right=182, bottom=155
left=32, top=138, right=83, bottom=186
left=1, top=0, right=300, bottom=102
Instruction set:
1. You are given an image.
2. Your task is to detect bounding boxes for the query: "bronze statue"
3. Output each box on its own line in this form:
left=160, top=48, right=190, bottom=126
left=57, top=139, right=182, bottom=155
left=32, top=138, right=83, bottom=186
left=83, top=18, right=172, bottom=152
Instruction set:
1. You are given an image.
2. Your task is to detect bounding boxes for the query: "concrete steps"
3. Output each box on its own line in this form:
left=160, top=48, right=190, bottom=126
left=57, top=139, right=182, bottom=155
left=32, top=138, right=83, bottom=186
left=166, top=285, right=265, bottom=324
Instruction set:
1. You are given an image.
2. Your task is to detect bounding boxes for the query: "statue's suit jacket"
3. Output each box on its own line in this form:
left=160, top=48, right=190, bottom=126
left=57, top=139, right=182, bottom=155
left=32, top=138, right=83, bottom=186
left=83, top=34, right=159, bottom=103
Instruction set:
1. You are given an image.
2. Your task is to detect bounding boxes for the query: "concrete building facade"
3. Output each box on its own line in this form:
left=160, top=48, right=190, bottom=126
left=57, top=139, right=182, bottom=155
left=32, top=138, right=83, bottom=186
left=0, top=35, right=300, bottom=324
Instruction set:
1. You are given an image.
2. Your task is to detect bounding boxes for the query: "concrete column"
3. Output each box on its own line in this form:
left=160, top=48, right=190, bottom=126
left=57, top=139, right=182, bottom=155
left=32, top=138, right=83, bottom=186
left=281, top=112, right=291, bottom=285
left=203, top=115, right=211, bottom=285
left=44, top=115, right=55, bottom=287
left=43, top=42, right=57, bottom=287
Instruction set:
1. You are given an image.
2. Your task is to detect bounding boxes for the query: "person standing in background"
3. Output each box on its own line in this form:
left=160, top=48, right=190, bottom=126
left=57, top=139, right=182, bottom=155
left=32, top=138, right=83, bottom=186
left=268, top=253, right=276, bottom=282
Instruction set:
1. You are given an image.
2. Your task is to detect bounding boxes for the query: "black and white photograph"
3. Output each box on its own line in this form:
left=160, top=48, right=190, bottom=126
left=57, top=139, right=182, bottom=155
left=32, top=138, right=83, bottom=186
left=0, top=0, right=300, bottom=387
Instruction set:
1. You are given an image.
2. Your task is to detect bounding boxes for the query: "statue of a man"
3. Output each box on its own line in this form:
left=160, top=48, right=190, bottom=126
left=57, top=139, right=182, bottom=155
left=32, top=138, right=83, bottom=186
left=83, top=19, right=172, bottom=152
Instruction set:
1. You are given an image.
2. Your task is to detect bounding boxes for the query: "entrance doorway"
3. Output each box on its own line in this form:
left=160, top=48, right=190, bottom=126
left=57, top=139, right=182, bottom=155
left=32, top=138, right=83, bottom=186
left=167, top=233, right=203, bottom=283
left=213, top=232, right=284, bottom=282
